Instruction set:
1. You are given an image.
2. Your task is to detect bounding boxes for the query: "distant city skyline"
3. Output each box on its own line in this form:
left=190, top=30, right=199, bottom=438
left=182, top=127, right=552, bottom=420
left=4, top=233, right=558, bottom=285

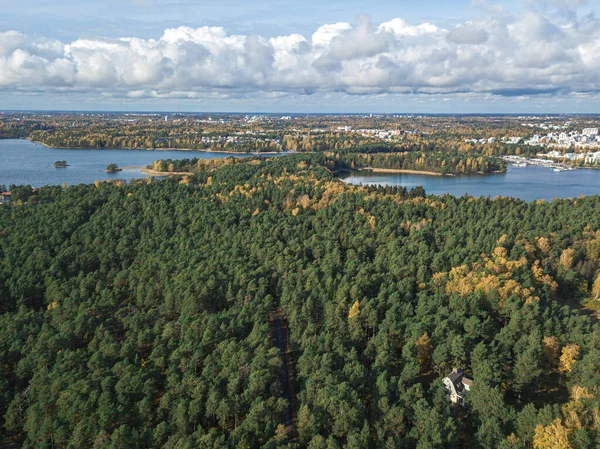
left=1, top=0, right=600, bottom=112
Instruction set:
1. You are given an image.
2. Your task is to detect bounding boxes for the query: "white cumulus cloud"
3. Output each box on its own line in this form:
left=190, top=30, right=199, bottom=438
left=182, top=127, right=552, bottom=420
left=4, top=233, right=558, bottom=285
left=1, top=10, right=600, bottom=100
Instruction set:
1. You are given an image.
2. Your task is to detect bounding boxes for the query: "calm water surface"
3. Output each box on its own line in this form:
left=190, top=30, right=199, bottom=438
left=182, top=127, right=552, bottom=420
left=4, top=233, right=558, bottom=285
left=2, top=139, right=600, bottom=201
left=344, top=166, right=600, bottom=201
left=0, top=139, right=277, bottom=187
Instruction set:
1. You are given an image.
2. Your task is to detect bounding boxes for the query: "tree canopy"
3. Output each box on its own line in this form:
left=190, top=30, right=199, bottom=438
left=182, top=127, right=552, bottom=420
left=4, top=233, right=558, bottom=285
left=1, top=154, right=600, bottom=448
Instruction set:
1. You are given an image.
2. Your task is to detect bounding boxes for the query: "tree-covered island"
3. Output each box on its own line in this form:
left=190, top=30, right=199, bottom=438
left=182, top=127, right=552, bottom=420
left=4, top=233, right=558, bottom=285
left=104, top=163, right=122, bottom=173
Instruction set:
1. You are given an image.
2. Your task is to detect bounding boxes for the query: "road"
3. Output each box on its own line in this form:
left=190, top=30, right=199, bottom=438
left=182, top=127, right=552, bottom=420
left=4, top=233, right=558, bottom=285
left=270, top=310, right=296, bottom=438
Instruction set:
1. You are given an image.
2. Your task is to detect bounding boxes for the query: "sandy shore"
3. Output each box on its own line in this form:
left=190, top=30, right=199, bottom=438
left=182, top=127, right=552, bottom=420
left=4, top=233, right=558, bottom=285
left=151, top=148, right=284, bottom=155
left=365, top=167, right=442, bottom=176
left=123, top=166, right=192, bottom=176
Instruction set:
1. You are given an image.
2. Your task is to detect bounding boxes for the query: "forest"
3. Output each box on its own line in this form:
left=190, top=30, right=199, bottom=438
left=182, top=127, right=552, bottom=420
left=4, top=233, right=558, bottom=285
left=2, top=153, right=600, bottom=448
left=147, top=151, right=506, bottom=176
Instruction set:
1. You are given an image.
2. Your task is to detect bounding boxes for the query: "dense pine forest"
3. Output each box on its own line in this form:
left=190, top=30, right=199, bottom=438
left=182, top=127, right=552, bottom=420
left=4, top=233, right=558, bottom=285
left=2, top=154, right=600, bottom=448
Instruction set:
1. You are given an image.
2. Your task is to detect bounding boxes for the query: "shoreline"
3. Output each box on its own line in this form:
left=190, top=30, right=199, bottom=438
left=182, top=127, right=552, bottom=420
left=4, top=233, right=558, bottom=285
left=29, top=139, right=284, bottom=155
left=365, top=167, right=442, bottom=176
left=123, top=166, right=193, bottom=176
left=360, top=167, right=506, bottom=177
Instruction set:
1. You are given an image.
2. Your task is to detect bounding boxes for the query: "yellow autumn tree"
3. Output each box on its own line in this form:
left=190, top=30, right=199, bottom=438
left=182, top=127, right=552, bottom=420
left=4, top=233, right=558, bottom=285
left=561, top=386, right=594, bottom=430
left=493, top=246, right=508, bottom=258
left=533, top=419, right=571, bottom=449
left=560, top=248, right=576, bottom=270
left=585, top=237, right=600, bottom=261
left=532, top=261, right=558, bottom=294
left=536, top=236, right=551, bottom=253
left=504, top=434, right=520, bottom=446
left=432, top=272, right=447, bottom=289
left=559, top=344, right=580, bottom=374
left=415, top=333, right=432, bottom=372
left=497, top=234, right=508, bottom=246
left=274, top=423, right=288, bottom=441
left=297, top=194, right=311, bottom=209
left=542, top=336, right=561, bottom=367
left=348, top=300, right=360, bottom=320
left=591, top=273, right=600, bottom=300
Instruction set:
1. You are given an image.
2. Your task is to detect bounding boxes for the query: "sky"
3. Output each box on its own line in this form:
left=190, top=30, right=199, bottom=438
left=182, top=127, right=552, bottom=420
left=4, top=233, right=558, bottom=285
left=1, top=0, right=600, bottom=112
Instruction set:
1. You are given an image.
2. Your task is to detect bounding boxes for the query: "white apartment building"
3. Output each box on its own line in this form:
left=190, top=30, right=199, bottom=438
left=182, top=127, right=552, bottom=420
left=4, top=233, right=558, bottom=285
left=585, top=152, right=600, bottom=164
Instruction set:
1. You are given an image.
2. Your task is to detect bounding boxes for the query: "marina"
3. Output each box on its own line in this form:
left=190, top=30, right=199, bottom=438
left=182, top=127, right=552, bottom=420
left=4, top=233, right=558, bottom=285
left=501, top=155, right=577, bottom=171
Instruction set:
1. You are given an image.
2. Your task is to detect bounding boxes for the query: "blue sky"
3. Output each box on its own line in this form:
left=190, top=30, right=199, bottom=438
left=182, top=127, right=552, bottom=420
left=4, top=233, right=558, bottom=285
left=0, top=0, right=495, bottom=39
left=1, top=0, right=600, bottom=112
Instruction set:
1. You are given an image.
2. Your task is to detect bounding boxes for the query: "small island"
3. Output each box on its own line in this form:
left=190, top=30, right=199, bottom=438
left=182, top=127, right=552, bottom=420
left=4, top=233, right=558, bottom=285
left=104, top=163, right=122, bottom=173
left=52, top=160, right=68, bottom=168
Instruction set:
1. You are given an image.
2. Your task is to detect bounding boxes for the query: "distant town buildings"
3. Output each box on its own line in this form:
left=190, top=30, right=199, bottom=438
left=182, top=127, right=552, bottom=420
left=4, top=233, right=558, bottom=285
left=539, top=150, right=585, bottom=161
left=584, top=152, right=600, bottom=165
left=505, top=137, right=522, bottom=144
left=522, top=128, right=600, bottom=149
left=355, top=128, right=401, bottom=139
left=468, top=126, right=600, bottom=154
left=0, top=191, right=11, bottom=203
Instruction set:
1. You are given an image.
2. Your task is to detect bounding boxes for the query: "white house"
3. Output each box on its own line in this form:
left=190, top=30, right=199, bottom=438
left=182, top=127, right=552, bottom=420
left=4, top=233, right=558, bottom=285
left=442, top=368, right=473, bottom=406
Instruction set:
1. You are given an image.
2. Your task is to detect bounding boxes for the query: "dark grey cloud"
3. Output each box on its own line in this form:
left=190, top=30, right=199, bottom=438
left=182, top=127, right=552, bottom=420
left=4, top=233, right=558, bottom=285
left=490, top=87, right=563, bottom=96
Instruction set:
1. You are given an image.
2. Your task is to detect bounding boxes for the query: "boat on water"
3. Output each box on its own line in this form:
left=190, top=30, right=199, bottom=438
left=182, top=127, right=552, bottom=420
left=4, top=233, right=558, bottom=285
left=513, top=163, right=527, bottom=168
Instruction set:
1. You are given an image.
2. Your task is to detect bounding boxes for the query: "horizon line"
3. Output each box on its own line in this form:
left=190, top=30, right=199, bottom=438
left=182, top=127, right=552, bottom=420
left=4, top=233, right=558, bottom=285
left=1, top=109, right=597, bottom=116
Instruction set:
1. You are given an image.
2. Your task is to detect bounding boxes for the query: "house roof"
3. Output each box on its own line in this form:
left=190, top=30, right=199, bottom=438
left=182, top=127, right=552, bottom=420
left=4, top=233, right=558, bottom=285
left=445, top=367, right=473, bottom=392
left=446, top=367, right=464, bottom=383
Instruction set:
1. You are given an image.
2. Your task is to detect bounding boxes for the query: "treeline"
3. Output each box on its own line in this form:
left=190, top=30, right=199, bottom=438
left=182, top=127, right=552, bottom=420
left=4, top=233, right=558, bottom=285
left=339, top=151, right=506, bottom=174
left=1, top=155, right=600, bottom=448
left=148, top=151, right=506, bottom=176
left=0, top=122, right=49, bottom=139
left=147, top=156, right=261, bottom=173
left=27, top=129, right=283, bottom=153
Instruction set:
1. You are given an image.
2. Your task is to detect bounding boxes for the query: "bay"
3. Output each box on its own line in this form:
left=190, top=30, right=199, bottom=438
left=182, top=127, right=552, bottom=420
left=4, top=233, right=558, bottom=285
left=343, top=165, right=600, bottom=201
left=3, top=138, right=600, bottom=201
left=0, top=139, right=280, bottom=188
